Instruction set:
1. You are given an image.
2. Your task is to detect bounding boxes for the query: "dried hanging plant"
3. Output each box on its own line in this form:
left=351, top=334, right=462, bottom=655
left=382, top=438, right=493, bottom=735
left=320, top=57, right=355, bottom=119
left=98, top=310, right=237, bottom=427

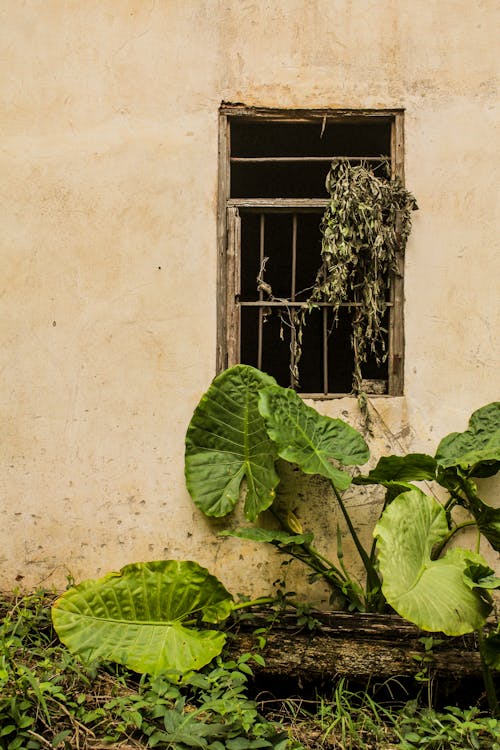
left=309, top=160, right=418, bottom=397
left=256, top=160, right=417, bottom=414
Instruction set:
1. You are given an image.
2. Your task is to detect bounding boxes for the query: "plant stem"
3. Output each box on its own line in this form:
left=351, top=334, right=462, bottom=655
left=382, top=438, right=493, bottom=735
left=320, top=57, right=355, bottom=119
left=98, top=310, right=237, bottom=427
left=304, top=542, right=347, bottom=581
left=330, top=482, right=381, bottom=599
left=443, top=491, right=465, bottom=511
left=270, top=508, right=348, bottom=582
left=475, top=526, right=481, bottom=554
left=232, top=597, right=277, bottom=611
left=270, top=507, right=365, bottom=610
left=431, top=520, right=478, bottom=559
left=478, top=629, right=499, bottom=717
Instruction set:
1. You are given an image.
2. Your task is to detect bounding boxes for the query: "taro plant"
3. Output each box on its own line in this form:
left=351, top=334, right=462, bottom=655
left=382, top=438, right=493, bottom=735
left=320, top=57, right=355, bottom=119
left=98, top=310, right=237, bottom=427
left=185, top=365, right=500, bottom=709
left=185, top=365, right=499, bottom=620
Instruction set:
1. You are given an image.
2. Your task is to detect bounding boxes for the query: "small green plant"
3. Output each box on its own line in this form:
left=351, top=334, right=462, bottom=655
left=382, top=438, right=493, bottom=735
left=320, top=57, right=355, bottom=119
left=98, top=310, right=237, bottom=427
left=270, top=688, right=500, bottom=750
left=396, top=701, right=500, bottom=749
left=269, top=687, right=392, bottom=750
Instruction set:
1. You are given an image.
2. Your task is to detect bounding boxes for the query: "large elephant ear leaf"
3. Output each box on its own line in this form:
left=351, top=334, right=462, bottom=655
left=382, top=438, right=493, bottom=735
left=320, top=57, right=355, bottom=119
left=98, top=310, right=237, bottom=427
left=258, top=385, right=369, bottom=490
left=374, top=489, right=493, bottom=635
left=435, top=402, right=500, bottom=478
left=185, top=365, right=279, bottom=521
left=52, top=561, right=234, bottom=677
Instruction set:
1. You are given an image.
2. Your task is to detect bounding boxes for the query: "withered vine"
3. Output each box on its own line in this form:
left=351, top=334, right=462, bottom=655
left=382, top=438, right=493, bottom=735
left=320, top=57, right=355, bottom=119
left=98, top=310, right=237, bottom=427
left=258, top=160, right=418, bottom=408
left=312, top=160, right=418, bottom=397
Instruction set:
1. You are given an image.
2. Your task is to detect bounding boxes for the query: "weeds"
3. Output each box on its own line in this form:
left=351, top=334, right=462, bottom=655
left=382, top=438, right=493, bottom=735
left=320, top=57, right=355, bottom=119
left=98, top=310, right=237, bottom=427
left=264, top=679, right=400, bottom=749
left=266, top=681, right=500, bottom=749
left=1, top=590, right=499, bottom=749
left=0, top=590, right=297, bottom=749
left=396, top=701, right=500, bottom=750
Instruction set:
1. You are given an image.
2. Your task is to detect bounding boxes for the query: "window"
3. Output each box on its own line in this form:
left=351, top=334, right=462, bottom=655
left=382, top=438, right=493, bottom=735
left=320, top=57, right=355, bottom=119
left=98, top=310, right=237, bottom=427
left=217, top=106, right=405, bottom=397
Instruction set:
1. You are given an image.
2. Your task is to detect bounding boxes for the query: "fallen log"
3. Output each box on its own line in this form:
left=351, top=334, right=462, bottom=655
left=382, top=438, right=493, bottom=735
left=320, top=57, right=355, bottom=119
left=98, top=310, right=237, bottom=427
left=226, top=611, right=490, bottom=683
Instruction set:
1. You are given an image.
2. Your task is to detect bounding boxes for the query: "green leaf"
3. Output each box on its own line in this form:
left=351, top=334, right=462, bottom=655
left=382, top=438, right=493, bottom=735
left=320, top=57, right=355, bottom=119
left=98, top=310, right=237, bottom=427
left=185, top=365, right=279, bottom=521
left=462, top=563, right=500, bottom=590
left=482, top=629, right=500, bottom=670
left=463, top=496, right=500, bottom=552
left=353, top=454, right=437, bottom=505
left=435, top=402, right=500, bottom=478
left=354, top=453, right=437, bottom=484
left=374, top=489, right=492, bottom=635
left=222, top=527, right=314, bottom=547
left=258, top=385, right=369, bottom=490
left=52, top=560, right=233, bottom=676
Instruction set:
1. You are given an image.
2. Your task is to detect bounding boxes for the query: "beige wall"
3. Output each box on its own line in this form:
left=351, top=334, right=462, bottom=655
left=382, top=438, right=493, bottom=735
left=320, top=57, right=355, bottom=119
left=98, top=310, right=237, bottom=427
left=1, top=1, right=498, bottom=598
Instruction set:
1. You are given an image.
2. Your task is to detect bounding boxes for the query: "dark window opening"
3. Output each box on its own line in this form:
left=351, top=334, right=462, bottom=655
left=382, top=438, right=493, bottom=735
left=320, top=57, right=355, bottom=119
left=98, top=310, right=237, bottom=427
left=231, top=120, right=391, bottom=199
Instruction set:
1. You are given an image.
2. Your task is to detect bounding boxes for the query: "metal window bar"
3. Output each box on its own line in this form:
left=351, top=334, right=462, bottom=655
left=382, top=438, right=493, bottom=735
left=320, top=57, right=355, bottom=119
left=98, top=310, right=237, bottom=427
left=257, top=214, right=265, bottom=371
left=290, top=215, right=298, bottom=389
left=240, top=210, right=394, bottom=393
left=323, top=307, right=329, bottom=395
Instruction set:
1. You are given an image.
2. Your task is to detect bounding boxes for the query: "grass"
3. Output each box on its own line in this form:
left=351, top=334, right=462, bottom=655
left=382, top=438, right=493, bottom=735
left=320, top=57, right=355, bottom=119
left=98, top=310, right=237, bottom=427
left=0, top=590, right=499, bottom=749
left=265, top=683, right=500, bottom=749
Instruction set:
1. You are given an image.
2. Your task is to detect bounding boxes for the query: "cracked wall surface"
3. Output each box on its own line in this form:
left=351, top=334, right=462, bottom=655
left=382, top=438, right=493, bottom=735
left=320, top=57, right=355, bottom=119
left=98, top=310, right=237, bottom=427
left=1, top=1, right=499, bottom=599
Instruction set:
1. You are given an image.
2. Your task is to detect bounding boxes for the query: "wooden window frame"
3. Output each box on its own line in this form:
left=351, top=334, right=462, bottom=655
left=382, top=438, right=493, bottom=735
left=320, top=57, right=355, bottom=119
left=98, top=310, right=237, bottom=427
left=216, top=105, right=406, bottom=397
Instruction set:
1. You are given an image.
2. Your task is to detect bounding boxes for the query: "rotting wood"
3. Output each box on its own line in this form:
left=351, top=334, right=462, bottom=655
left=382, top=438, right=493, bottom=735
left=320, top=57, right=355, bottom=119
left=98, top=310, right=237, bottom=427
left=219, top=103, right=404, bottom=123
left=226, top=611, right=487, bottom=682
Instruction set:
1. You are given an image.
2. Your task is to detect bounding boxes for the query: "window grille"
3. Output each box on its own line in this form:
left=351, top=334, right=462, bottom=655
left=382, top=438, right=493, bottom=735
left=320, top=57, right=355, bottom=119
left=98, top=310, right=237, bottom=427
left=217, top=106, right=405, bottom=397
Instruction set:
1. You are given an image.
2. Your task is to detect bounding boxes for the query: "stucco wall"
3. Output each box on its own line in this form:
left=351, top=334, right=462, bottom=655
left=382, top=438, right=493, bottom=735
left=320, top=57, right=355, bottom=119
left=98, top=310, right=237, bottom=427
left=1, top=1, right=498, bottom=599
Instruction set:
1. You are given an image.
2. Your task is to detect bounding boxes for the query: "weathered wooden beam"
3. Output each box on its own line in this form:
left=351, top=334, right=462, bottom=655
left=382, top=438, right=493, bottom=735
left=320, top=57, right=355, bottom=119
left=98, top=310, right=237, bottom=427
left=226, top=612, right=487, bottom=682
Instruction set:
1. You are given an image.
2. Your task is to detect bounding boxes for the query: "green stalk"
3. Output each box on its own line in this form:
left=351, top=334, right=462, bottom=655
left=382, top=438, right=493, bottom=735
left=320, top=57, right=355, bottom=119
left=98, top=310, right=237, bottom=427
left=443, top=492, right=464, bottom=512
left=478, top=629, right=499, bottom=717
left=270, top=507, right=365, bottom=610
left=475, top=526, right=481, bottom=554
left=270, top=508, right=348, bottom=582
left=284, top=545, right=363, bottom=607
left=431, top=520, right=477, bottom=559
left=232, top=596, right=279, bottom=611
left=303, top=542, right=347, bottom=581
left=336, top=525, right=367, bottom=611
left=331, top=482, right=381, bottom=599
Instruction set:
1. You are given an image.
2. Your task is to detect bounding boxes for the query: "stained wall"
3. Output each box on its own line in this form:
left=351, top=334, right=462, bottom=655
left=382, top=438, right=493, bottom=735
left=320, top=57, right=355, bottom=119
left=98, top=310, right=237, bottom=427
left=1, top=1, right=498, bottom=597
